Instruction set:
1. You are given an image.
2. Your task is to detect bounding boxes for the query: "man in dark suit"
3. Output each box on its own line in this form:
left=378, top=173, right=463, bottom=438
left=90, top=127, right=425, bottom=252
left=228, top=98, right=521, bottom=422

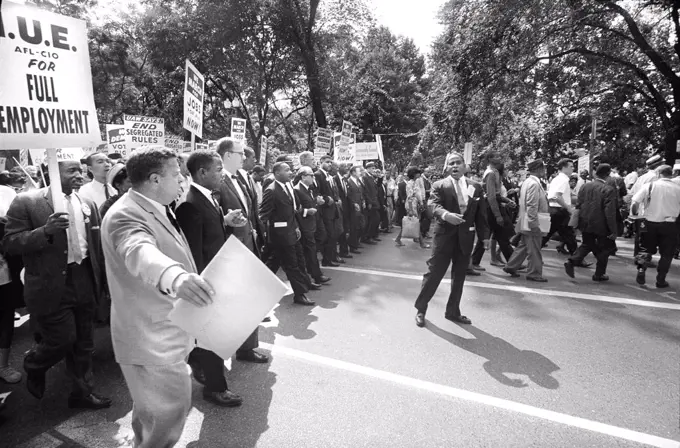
left=175, top=150, right=244, bottom=408
left=564, top=164, right=618, bottom=282
left=414, top=153, right=489, bottom=327
left=315, top=155, right=340, bottom=267
left=362, top=162, right=380, bottom=244
left=3, top=160, right=111, bottom=408
left=216, top=138, right=269, bottom=364
left=346, top=166, right=364, bottom=253
left=335, top=163, right=352, bottom=258
left=295, top=166, right=330, bottom=285
left=260, top=162, right=315, bottom=306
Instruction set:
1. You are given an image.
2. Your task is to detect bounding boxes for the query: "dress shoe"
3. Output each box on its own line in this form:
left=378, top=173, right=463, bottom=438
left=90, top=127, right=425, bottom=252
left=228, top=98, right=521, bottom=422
left=334, top=258, right=346, bottom=264
left=503, top=267, right=519, bottom=278
left=25, top=369, right=46, bottom=399
left=592, top=274, right=609, bottom=282
left=372, top=238, right=382, bottom=242
left=339, top=254, right=353, bottom=259
left=293, top=295, right=316, bottom=306
left=526, top=276, right=548, bottom=283
left=322, top=261, right=339, bottom=267
left=489, top=260, right=505, bottom=267
left=465, top=269, right=481, bottom=276
left=564, top=261, right=575, bottom=279
left=203, top=389, right=243, bottom=407
left=236, top=350, right=269, bottom=364
left=656, top=280, right=670, bottom=288
left=68, top=393, right=112, bottom=410
left=309, top=283, right=322, bottom=291
left=471, top=264, right=486, bottom=271
left=316, top=276, right=331, bottom=283
left=445, top=314, right=472, bottom=325
left=350, top=249, right=362, bottom=254
left=636, top=269, right=646, bottom=285
left=415, top=313, right=425, bottom=327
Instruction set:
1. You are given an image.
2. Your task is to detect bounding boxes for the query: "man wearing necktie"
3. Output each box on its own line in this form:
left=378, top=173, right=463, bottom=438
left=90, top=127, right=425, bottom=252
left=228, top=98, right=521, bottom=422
left=3, top=161, right=110, bottom=409
left=217, top=138, right=270, bottom=364
left=414, top=152, right=490, bottom=327
left=315, top=155, right=341, bottom=267
left=175, top=151, right=244, bottom=408
left=78, top=152, right=116, bottom=209
left=260, top=162, right=315, bottom=306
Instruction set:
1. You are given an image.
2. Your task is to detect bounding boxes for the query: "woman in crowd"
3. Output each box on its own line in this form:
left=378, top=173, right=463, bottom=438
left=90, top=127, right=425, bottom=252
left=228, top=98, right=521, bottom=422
left=395, top=167, right=430, bottom=248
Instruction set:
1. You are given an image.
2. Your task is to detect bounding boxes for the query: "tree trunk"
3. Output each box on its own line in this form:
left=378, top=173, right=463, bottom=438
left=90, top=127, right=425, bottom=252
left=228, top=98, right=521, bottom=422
left=301, top=51, right=327, bottom=128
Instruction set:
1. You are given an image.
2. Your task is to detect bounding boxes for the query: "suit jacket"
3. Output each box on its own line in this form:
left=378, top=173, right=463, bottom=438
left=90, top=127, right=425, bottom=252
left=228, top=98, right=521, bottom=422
left=377, top=179, right=387, bottom=208
left=295, top=182, right=317, bottom=233
left=3, top=188, right=105, bottom=316
left=101, top=189, right=197, bottom=366
left=175, top=185, right=227, bottom=273
left=515, top=175, right=549, bottom=235
left=346, top=177, right=363, bottom=220
left=259, top=181, right=300, bottom=246
left=362, top=173, right=379, bottom=208
left=430, top=176, right=489, bottom=256
left=335, top=174, right=351, bottom=224
left=218, top=172, right=258, bottom=253
left=314, top=169, right=338, bottom=219
left=577, top=179, right=618, bottom=236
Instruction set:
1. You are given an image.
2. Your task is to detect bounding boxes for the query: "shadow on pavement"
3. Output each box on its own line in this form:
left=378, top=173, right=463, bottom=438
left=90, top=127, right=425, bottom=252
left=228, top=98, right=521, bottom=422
left=426, top=322, right=561, bottom=389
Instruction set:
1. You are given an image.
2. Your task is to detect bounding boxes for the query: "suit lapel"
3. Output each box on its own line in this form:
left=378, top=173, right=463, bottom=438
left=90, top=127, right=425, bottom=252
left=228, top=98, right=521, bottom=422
left=446, top=177, right=460, bottom=214
left=223, top=174, right=249, bottom=212
left=129, top=190, right=186, bottom=248
left=43, top=188, right=55, bottom=213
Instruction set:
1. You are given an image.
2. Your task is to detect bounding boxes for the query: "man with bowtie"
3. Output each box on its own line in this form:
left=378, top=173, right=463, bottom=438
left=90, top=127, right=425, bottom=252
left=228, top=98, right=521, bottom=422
left=414, top=152, right=490, bottom=327
left=3, top=160, right=110, bottom=408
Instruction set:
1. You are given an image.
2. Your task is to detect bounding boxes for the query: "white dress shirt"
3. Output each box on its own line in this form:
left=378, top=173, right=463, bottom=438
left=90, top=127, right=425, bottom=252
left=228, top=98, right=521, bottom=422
left=632, top=178, right=680, bottom=223
left=223, top=169, right=248, bottom=213
left=276, top=180, right=297, bottom=209
left=64, top=193, right=89, bottom=263
left=78, top=178, right=116, bottom=209
left=191, top=182, right=216, bottom=205
left=547, top=172, right=572, bottom=208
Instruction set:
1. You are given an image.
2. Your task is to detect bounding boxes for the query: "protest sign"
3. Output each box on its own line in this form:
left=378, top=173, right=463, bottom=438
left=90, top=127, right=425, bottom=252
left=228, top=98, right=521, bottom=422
left=123, top=115, right=165, bottom=149
left=354, top=142, right=380, bottom=161
left=259, top=135, right=267, bottom=166
left=169, top=236, right=289, bottom=361
left=19, top=149, right=28, bottom=166
left=0, top=158, right=6, bottom=172
left=28, top=147, right=83, bottom=165
left=195, top=143, right=208, bottom=150
left=376, top=135, right=384, bottom=163
left=183, top=59, right=204, bottom=139
left=340, top=121, right=352, bottom=148
left=183, top=141, right=193, bottom=153
left=106, top=124, right=127, bottom=156
left=290, top=154, right=301, bottom=170
left=208, top=140, right=218, bottom=151
left=164, top=136, right=184, bottom=154
left=464, top=142, right=473, bottom=165
left=231, top=118, right=247, bottom=142
left=314, top=128, right=332, bottom=158
left=578, top=154, right=590, bottom=174
left=0, top=2, right=103, bottom=149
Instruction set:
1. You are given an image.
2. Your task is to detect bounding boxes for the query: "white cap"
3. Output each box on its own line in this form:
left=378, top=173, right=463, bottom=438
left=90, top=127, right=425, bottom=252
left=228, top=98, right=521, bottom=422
left=646, top=154, right=662, bottom=167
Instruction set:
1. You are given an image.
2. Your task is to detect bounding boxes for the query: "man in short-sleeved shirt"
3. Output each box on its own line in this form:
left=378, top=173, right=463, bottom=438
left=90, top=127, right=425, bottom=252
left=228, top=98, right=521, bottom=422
left=542, top=159, right=577, bottom=253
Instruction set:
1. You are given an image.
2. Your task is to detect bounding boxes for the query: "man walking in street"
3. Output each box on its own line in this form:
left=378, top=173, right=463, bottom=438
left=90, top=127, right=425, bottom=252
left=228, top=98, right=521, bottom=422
left=564, top=164, right=618, bottom=282
left=4, top=160, right=110, bottom=409
left=503, top=159, right=549, bottom=282
left=542, top=158, right=578, bottom=254
left=414, top=152, right=489, bottom=327
left=631, top=164, right=680, bottom=288
left=78, top=152, right=116, bottom=209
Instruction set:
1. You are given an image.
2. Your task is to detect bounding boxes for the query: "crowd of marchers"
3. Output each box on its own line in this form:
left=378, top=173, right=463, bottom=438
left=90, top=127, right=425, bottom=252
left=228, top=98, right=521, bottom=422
left=0, top=141, right=678, bottom=447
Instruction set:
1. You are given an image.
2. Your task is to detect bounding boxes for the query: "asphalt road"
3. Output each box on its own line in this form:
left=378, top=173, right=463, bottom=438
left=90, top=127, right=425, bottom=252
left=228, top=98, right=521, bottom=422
left=1, top=234, right=679, bottom=448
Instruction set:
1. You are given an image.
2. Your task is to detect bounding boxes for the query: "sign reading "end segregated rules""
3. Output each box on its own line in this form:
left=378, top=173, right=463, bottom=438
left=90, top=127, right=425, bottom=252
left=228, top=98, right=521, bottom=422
left=0, top=1, right=102, bottom=149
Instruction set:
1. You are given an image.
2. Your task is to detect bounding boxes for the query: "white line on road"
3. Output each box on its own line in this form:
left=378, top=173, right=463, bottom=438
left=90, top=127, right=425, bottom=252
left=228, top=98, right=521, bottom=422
left=261, top=342, right=680, bottom=448
left=325, top=266, right=680, bottom=311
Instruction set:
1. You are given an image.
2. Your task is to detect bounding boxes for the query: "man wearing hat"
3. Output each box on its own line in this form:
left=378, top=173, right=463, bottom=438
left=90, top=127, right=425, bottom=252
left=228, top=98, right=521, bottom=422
left=99, top=163, right=131, bottom=219
left=631, top=164, right=680, bottom=287
left=629, top=154, right=663, bottom=257
left=503, top=159, right=549, bottom=281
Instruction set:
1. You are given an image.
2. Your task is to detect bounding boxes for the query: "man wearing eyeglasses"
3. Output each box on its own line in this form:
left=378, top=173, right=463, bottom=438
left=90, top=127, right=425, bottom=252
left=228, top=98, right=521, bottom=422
left=216, top=138, right=269, bottom=364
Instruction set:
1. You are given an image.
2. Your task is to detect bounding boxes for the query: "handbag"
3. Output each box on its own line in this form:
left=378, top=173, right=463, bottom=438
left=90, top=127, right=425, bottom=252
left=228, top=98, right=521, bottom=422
left=401, top=216, right=420, bottom=239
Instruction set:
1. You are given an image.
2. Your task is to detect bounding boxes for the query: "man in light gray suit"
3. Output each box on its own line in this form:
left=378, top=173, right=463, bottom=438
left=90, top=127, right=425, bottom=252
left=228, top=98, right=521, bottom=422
left=101, top=147, right=215, bottom=448
left=504, top=159, right=549, bottom=281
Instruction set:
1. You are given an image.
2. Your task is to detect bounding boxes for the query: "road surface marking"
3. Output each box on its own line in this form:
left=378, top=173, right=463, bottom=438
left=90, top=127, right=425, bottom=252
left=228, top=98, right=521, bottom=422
left=324, top=266, right=680, bottom=311
left=261, top=342, right=680, bottom=448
